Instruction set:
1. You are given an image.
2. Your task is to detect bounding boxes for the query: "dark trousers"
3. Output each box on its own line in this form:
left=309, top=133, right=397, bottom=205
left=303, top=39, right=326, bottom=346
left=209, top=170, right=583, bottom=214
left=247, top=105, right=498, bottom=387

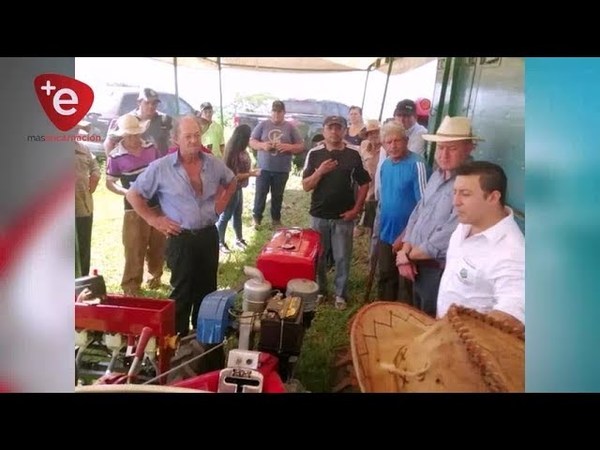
left=76, top=215, right=93, bottom=276
left=412, top=263, right=444, bottom=318
left=166, top=226, right=219, bottom=336
left=377, top=241, right=412, bottom=303
left=253, top=170, right=289, bottom=222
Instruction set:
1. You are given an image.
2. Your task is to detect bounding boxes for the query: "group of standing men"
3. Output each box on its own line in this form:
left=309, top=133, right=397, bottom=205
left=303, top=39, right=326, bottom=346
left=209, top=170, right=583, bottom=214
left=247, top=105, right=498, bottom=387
left=302, top=98, right=524, bottom=330
left=76, top=89, right=524, bottom=338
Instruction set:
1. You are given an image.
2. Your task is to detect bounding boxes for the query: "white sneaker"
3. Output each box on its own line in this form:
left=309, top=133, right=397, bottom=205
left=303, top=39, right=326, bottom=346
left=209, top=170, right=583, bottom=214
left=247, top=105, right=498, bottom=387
left=334, top=296, right=347, bottom=311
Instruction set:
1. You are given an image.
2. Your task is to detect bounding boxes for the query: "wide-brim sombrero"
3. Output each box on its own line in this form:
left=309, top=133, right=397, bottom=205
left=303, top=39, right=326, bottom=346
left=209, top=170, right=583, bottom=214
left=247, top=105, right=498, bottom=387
left=350, top=302, right=524, bottom=393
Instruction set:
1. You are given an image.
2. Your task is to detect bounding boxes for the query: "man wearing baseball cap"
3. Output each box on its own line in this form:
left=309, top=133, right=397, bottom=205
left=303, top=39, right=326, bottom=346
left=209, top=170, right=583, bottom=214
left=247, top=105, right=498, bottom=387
left=302, top=115, right=371, bottom=311
left=393, top=99, right=428, bottom=157
left=104, top=87, right=173, bottom=157
left=249, top=100, right=304, bottom=229
left=198, top=102, right=225, bottom=158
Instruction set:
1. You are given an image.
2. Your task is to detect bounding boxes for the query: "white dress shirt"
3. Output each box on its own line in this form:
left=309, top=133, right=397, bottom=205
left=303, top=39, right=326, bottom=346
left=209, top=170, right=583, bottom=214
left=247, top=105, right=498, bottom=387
left=406, top=122, right=428, bottom=157
left=437, top=208, right=525, bottom=323
left=374, top=147, right=388, bottom=201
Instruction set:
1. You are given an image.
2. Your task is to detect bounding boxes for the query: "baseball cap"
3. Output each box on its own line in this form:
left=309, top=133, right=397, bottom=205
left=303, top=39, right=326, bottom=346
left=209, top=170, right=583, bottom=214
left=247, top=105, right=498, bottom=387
left=323, top=115, right=347, bottom=128
left=394, top=99, right=417, bottom=116
left=138, top=88, right=161, bottom=103
left=272, top=100, right=285, bottom=111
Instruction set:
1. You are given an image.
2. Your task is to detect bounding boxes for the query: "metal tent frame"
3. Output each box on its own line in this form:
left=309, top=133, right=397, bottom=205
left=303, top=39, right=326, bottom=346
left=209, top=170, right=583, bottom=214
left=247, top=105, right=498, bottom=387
left=151, top=57, right=436, bottom=125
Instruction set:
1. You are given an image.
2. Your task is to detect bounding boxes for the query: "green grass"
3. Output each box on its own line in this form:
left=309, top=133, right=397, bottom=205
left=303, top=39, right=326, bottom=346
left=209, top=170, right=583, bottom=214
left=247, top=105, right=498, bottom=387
left=90, top=161, right=373, bottom=392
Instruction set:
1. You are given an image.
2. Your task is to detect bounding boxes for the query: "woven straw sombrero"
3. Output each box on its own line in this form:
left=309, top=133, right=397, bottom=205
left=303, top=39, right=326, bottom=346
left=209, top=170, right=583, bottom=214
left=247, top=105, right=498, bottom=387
left=350, top=302, right=524, bottom=393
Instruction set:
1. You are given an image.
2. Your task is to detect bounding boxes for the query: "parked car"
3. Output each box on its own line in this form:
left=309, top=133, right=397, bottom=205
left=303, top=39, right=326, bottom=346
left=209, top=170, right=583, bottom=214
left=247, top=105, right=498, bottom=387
left=84, top=88, right=197, bottom=160
left=233, top=98, right=350, bottom=169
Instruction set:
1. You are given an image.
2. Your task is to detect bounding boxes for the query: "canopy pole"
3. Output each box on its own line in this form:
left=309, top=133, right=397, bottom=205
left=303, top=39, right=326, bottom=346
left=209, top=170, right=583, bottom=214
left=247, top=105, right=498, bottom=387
left=361, top=68, right=371, bottom=112
left=378, top=57, right=395, bottom=122
left=218, top=57, right=224, bottom=127
left=173, top=57, right=180, bottom=115
left=428, top=57, right=452, bottom=167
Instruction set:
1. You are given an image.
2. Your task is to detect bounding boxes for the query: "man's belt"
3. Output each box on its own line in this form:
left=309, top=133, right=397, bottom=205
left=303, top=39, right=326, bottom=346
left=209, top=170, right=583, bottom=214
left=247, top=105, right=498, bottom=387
left=415, top=259, right=445, bottom=270
left=177, top=225, right=215, bottom=236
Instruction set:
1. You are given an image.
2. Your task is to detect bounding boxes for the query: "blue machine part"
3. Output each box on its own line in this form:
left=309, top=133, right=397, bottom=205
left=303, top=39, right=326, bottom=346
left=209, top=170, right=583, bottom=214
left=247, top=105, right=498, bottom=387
left=196, top=289, right=236, bottom=344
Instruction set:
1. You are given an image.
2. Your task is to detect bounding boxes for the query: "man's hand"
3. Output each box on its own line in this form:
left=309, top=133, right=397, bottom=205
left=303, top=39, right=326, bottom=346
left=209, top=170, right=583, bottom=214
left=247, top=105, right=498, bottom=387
left=397, top=262, right=418, bottom=282
left=89, top=174, right=100, bottom=194
left=391, top=236, right=404, bottom=254
left=150, top=216, right=182, bottom=238
left=302, top=158, right=338, bottom=192
left=275, top=142, right=289, bottom=153
left=396, top=249, right=411, bottom=266
left=340, top=208, right=360, bottom=221
left=317, top=159, right=338, bottom=176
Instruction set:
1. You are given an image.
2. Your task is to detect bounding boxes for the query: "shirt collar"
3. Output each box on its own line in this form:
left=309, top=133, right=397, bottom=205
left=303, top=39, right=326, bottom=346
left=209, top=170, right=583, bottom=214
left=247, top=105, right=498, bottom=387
left=111, top=141, right=130, bottom=156
left=462, top=207, right=515, bottom=244
left=172, top=149, right=207, bottom=167
left=406, top=122, right=417, bottom=133
left=436, top=167, right=457, bottom=181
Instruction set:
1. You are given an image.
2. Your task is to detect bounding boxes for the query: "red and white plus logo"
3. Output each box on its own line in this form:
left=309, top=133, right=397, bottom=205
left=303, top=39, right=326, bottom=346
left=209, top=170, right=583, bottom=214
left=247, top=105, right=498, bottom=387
left=34, top=74, right=94, bottom=132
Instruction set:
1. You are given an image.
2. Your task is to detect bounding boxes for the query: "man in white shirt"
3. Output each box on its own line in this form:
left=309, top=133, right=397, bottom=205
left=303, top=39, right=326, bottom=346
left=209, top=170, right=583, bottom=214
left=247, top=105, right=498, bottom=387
left=393, top=99, right=428, bottom=157
left=437, top=161, right=524, bottom=329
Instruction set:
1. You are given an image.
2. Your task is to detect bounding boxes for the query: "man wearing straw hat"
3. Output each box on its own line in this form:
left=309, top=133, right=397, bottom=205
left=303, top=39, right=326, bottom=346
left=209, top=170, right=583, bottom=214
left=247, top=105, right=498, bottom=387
left=395, top=116, right=483, bottom=317
left=106, top=114, right=165, bottom=295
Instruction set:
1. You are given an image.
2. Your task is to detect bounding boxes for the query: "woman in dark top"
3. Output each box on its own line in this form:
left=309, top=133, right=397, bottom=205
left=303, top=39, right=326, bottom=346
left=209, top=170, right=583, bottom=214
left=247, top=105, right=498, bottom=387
left=216, top=124, right=260, bottom=253
left=345, top=105, right=366, bottom=146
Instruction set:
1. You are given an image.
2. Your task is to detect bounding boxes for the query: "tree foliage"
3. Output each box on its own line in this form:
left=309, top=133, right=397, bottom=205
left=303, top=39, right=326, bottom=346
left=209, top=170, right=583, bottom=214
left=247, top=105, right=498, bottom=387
left=231, top=92, right=277, bottom=113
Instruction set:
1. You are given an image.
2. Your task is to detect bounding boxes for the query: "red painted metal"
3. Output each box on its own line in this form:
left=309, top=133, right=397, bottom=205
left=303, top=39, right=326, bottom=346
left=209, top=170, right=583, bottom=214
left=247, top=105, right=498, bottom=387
left=256, top=228, right=321, bottom=290
left=171, top=352, right=286, bottom=393
left=75, top=295, right=176, bottom=380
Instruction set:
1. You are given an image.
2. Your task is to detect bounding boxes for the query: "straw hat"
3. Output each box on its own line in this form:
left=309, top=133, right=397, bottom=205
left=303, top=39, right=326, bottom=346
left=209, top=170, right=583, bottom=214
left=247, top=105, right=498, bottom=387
left=114, top=114, right=149, bottom=137
left=350, top=302, right=524, bottom=393
left=422, top=115, right=484, bottom=142
left=359, top=119, right=381, bottom=139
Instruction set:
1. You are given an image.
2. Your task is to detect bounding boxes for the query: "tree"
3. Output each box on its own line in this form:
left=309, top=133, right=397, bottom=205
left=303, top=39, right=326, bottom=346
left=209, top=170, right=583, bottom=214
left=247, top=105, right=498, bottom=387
left=231, top=92, right=277, bottom=114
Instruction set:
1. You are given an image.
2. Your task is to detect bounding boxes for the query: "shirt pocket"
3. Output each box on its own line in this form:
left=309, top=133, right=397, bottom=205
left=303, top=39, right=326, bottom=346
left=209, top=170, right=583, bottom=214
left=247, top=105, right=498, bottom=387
left=454, top=257, right=481, bottom=286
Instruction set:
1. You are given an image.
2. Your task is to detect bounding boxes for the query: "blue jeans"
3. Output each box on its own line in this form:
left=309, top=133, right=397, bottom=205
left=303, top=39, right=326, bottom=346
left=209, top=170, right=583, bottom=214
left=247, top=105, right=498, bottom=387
left=311, top=216, right=354, bottom=299
left=216, top=189, right=243, bottom=244
left=252, top=170, right=289, bottom=222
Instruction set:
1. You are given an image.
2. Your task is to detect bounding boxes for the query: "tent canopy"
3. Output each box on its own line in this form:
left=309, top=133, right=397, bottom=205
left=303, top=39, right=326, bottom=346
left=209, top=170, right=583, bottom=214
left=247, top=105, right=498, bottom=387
left=151, top=57, right=435, bottom=75
left=150, top=57, right=437, bottom=123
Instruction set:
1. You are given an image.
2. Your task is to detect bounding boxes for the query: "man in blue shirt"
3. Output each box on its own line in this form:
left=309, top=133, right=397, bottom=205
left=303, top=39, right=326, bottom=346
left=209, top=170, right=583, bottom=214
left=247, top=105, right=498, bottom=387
left=378, top=123, right=429, bottom=302
left=126, top=115, right=237, bottom=336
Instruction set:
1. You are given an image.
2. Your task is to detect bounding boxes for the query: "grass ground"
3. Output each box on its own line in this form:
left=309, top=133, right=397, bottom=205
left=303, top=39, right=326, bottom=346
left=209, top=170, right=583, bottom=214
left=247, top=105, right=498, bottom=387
left=90, top=162, right=373, bottom=392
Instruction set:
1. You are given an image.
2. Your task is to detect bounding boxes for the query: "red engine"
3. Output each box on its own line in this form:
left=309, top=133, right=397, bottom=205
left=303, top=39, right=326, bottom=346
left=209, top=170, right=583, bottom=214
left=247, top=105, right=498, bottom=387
left=256, top=228, right=321, bottom=290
